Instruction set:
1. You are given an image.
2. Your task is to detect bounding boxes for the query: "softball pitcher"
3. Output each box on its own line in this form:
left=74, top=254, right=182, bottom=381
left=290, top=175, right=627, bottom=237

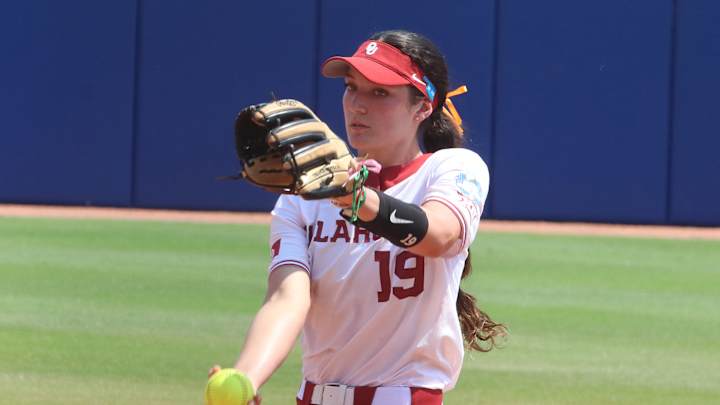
left=207, top=30, right=506, bottom=405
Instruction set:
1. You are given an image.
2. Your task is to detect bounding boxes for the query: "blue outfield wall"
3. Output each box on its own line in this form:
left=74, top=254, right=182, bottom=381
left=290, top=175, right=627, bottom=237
left=491, top=0, right=674, bottom=224
left=0, top=0, right=718, bottom=225
left=0, top=1, right=137, bottom=206
left=131, top=0, right=317, bottom=211
left=670, top=0, right=720, bottom=226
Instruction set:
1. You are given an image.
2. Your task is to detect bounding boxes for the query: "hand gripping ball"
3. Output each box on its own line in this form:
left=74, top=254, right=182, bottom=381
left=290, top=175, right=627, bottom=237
left=205, top=368, right=254, bottom=405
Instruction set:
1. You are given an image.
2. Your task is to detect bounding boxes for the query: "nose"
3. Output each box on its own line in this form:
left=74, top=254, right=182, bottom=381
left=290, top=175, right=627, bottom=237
left=346, top=91, right=368, bottom=115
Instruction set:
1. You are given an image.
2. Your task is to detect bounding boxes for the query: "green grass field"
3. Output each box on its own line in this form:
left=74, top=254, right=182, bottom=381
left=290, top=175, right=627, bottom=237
left=1, top=217, right=718, bottom=404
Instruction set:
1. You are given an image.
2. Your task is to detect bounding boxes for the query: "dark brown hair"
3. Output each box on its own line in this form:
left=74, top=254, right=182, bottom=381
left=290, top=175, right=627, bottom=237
left=370, top=30, right=507, bottom=351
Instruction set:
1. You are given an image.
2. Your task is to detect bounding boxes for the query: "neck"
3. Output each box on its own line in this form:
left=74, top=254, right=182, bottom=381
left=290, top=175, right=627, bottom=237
left=360, top=143, right=423, bottom=167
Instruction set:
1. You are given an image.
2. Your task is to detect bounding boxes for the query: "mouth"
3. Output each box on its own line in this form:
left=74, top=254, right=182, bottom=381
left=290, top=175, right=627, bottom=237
left=349, top=122, right=370, bottom=130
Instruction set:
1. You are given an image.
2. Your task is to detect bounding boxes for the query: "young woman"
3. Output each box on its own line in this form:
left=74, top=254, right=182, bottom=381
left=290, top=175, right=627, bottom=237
left=210, top=30, right=505, bottom=405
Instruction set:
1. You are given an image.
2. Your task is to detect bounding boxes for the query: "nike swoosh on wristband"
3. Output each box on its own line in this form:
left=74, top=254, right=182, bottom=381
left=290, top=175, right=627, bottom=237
left=390, top=209, right=413, bottom=224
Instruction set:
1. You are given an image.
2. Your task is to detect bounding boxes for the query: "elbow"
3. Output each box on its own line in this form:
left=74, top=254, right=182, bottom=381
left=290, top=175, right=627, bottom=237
left=413, top=202, right=463, bottom=258
left=273, top=289, right=311, bottom=317
left=291, top=296, right=312, bottom=328
left=411, top=230, right=458, bottom=258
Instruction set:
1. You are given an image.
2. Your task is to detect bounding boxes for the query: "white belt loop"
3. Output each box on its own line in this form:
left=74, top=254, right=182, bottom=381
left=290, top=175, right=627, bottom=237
left=310, top=383, right=323, bottom=404
left=344, top=386, right=355, bottom=405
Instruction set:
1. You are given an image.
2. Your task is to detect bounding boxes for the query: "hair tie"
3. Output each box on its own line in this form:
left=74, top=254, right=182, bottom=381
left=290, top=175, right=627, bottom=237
left=442, top=85, right=468, bottom=134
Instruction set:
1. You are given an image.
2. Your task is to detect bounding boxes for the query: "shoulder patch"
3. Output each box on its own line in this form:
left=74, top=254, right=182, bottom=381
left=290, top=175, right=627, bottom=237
left=455, top=172, right=483, bottom=205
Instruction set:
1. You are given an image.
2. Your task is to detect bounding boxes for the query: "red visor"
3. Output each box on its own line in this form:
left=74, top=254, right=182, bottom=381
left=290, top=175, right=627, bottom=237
left=321, top=40, right=438, bottom=107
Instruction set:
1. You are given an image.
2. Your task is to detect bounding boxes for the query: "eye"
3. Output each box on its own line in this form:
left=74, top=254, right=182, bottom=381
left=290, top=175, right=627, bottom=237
left=373, top=88, right=388, bottom=97
left=344, top=82, right=356, bottom=92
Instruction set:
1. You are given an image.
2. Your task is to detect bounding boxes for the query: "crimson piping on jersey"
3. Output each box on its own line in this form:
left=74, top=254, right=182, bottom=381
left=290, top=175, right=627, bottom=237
left=364, top=153, right=433, bottom=191
left=321, top=40, right=439, bottom=108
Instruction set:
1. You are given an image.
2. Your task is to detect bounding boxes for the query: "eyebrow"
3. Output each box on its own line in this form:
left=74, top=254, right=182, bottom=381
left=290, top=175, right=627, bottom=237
left=344, top=72, right=391, bottom=92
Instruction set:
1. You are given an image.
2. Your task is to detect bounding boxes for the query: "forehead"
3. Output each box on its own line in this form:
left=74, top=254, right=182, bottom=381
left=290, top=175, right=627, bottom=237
left=345, top=67, right=409, bottom=91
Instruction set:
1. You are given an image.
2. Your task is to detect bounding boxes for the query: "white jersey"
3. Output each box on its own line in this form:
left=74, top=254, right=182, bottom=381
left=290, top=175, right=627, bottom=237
left=267, top=148, right=489, bottom=392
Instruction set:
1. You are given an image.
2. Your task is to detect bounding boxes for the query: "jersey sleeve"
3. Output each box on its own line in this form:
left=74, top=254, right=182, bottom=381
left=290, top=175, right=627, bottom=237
left=422, top=149, right=490, bottom=256
left=268, top=194, right=311, bottom=274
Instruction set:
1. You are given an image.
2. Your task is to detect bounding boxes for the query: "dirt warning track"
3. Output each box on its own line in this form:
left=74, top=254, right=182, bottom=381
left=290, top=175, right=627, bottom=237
left=1, top=204, right=719, bottom=241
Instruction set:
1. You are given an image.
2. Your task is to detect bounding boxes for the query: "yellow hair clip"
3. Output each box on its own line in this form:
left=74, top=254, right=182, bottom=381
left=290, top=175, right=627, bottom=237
left=442, top=85, right=468, bottom=134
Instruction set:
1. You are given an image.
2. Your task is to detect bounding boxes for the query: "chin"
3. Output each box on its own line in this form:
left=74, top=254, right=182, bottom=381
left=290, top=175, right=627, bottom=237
left=347, top=133, right=368, bottom=151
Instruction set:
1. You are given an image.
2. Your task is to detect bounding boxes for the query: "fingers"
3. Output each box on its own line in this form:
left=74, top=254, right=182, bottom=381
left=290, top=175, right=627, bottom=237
left=285, top=138, right=351, bottom=172
left=257, top=99, right=317, bottom=128
left=348, top=158, right=363, bottom=172
left=208, top=365, right=221, bottom=379
left=268, top=120, right=328, bottom=148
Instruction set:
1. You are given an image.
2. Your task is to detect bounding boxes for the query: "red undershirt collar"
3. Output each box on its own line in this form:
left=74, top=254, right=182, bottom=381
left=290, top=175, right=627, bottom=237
left=365, top=153, right=433, bottom=191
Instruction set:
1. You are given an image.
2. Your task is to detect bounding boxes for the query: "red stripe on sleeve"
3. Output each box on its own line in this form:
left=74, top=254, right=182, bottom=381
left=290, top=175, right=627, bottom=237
left=269, top=259, right=310, bottom=274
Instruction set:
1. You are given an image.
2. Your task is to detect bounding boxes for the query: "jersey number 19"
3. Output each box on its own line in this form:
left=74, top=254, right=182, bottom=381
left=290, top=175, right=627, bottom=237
left=374, top=251, right=425, bottom=302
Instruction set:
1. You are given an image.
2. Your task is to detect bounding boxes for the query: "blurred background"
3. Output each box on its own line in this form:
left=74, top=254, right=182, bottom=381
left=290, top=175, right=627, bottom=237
left=1, top=0, right=718, bottom=225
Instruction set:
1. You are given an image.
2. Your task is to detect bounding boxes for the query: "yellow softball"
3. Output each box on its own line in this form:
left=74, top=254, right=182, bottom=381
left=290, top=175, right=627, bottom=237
left=205, top=368, right=254, bottom=405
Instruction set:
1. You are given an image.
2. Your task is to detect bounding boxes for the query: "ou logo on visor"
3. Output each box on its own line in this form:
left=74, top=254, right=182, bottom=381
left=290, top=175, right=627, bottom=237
left=365, top=42, right=378, bottom=55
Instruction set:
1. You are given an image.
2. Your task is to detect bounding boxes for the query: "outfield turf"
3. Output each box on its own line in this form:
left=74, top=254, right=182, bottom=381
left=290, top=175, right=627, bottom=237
left=0, top=217, right=718, bottom=404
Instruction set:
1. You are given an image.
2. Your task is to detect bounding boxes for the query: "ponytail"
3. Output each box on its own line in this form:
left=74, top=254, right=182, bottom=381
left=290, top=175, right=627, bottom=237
left=421, top=108, right=464, bottom=152
left=457, top=252, right=507, bottom=351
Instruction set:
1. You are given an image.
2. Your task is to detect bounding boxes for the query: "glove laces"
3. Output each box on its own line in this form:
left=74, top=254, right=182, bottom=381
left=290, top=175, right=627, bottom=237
left=349, top=166, right=369, bottom=223
left=343, top=158, right=381, bottom=223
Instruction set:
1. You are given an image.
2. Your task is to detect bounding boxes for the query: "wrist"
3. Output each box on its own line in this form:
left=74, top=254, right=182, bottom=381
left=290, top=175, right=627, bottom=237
left=344, top=190, right=428, bottom=248
left=231, top=365, right=259, bottom=394
left=330, top=193, right=354, bottom=208
left=356, top=187, right=377, bottom=222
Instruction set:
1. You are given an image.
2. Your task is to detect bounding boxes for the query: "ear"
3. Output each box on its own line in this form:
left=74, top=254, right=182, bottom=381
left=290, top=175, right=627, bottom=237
left=414, top=99, right=433, bottom=122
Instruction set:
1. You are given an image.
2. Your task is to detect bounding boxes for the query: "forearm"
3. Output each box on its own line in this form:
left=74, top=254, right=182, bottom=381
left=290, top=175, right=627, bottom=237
left=234, top=266, right=310, bottom=391
left=335, top=188, right=460, bottom=257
